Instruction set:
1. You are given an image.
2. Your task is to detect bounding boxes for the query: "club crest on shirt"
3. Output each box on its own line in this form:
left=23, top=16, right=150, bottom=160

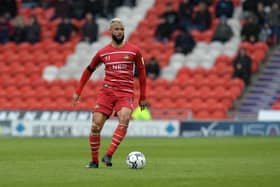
left=123, top=55, right=130, bottom=60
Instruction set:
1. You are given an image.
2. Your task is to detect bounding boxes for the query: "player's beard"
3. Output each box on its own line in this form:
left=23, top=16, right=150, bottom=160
left=112, top=34, right=124, bottom=45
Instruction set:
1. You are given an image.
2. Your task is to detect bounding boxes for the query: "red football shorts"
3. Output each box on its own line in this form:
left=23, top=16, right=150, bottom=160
left=93, top=87, right=134, bottom=116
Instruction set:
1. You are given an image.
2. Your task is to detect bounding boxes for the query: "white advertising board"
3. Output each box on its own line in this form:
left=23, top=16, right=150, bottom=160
left=11, top=120, right=180, bottom=137
left=258, top=110, right=280, bottom=121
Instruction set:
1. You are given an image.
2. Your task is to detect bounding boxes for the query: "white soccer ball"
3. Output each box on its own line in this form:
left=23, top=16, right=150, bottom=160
left=126, top=151, right=146, bottom=169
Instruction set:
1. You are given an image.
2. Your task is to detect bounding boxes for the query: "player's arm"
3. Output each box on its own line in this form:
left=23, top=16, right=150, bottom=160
left=135, top=50, right=147, bottom=110
left=72, top=53, right=101, bottom=106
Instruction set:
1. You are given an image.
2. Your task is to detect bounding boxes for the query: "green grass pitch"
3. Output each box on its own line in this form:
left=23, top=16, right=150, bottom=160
left=0, top=137, right=280, bottom=187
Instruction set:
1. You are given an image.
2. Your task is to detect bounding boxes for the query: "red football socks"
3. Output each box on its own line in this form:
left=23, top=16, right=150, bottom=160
left=89, top=132, right=100, bottom=163
left=106, top=124, right=128, bottom=156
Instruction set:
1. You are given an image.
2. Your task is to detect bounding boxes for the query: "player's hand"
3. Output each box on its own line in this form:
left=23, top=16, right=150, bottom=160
left=139, top=100, right=148, bottom=111
left=72, top=93, right=80, bottom=106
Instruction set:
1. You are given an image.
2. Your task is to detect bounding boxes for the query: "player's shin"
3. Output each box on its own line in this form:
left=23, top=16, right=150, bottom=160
left=106, top=124, right=128, bottom=156
left=89, top=132, right=101, bottom=163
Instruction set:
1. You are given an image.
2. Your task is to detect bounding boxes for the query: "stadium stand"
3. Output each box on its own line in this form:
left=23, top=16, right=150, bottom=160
left=242, top=45, right=280, bottom=112
left=0, top=0, right=276, bottom=121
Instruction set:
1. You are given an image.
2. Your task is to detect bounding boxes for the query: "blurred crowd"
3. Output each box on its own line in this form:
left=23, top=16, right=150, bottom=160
left=154, top=0, right=280, bottom=55
left=154, top=0, right=236, bottom=54
left=0, top=0, right=137, bottom=44
left=0, top=0, right=279, bottom=84
left=241, top=0, right=280, bottom=45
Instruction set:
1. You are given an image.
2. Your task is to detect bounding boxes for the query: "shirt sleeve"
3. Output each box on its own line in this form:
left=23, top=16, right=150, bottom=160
left=75, top=53, right=102, bottom=95
left=135, top=49, right=147, bottom=101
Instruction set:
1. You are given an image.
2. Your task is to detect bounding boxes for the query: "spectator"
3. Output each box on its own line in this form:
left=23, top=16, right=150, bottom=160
left=255, top=2, right=267, bottom=26
left=194, top=0, right=212, bottom=6
left=55, top=17, right=78, bottom=43
left=0, top=0, right=17, bottom=19
left=215, top=0, right=234, bottom=18
left=268, top=2, right=280, bottom=43
left=100, top=0, right=121, bottom=19
left=160, top=2, right=179, bottom=34
left=192, top=1, right=212, bottom=31
left=212, top=16, right=233, bottom=43
left=145, top=57, right=161, bottom=80
left=241, top=15, right=260, bottom=43
left=178, top=0, right=194, bottom=31
left=85, top=0, right=103, bottom=18
left=71, top=0, right=87, bottom=20
left=50, top=0, right=71, bottom=20
left=259, top=23, right=273, bottom=44
left=232, top=48, right=252, bottom=86
left=154, top=17, right=174, bottom=42
left=242, top=0, right=258, bottom=15
left=175, top=30, right=195, bottom=54
left=12, top=16, right=26, bottom=43
left=81, top=13, right=98, bottom=43
left=21, top=0, right=40, bottom=8
left=122, top=0, right=137, bottom=7
left=26, top=15, right=41, bottom=43
left=0, top=15, right=14, bottom=43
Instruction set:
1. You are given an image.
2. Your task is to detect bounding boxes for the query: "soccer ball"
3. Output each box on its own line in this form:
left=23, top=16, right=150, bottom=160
left=126, top=151, right=146, bottom=169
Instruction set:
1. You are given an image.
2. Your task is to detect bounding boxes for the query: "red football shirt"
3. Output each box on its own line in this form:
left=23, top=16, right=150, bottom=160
left=76, top=42, right=146, bottom=100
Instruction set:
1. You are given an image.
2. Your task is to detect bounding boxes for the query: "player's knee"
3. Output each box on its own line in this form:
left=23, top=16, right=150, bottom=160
left=91, top=124, right=101, bottom=133
left=118, top=114, right=130, bottom=125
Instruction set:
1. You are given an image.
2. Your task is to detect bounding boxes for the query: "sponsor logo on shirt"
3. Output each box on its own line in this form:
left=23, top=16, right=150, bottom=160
left=112, top=64, right=128, bottom=70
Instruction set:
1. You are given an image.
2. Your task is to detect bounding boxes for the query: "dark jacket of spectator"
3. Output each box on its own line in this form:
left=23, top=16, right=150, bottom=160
left=268, top=2, right=280, bottom=27
left=268, top=2, right=280, bottom=43
left=55, top=17, right=78, bottom=43
left=178, top=0, right=194, bottom=31
left=26, top=16, right=41, bottom=43
left=0, top=15, right=14, bottom=43
left=161, top=3, right=179, bottom=30
left=0, top=0, right=17, bottom=18
left=212, top=17, right=233, bottom=43
left=85, top=0, right=103, bottom=17
left=259, top=23, right=273, bottom=43
left=21, top=0, right=40, bottom=8
left=12, top=16, right=26, bottom=43
left=82, top=13, right=98, bottom=43
left=233, top=48, right=252, bottom=85
left=71, top=0, right=87, bottom=20
left=242, top=0, right=258, bottom=14
left=51, top=0, right=71, bottom=20
left=175, top=30, right=195, bottom=54
left=155, top=18, right=174, bottom=42
left=215, top=0, right=234, bottom=18
left=255, top=2, right=267, bottom=26
left=192, top=2, right=212, bottom=31
left=100, top=0, right=121, bottom=18
left=145, top=57, right=161, bottom=80
left=241, top=16, right=260, bottom=42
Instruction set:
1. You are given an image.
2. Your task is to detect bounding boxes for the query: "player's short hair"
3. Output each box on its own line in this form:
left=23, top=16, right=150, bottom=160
left=110, top=17, right=124, bottom=27
left=110, top=17, right=122, bottom=24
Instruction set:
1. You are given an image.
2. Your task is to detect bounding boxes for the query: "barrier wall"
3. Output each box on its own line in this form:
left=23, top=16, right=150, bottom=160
left=1, top=110, right=280, bottom=137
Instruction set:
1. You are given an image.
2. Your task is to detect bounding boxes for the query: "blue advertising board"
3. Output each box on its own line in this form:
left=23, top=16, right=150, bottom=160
left=180, top=121, right=280, bottom=137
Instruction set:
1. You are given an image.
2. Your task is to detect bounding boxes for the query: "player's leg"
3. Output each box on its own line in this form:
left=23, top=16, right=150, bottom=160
left=86, top=89, right=114, bottom=168
left=86, top=112, right=108, bottom=168
left=102, top=106, right=132, bottom=167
